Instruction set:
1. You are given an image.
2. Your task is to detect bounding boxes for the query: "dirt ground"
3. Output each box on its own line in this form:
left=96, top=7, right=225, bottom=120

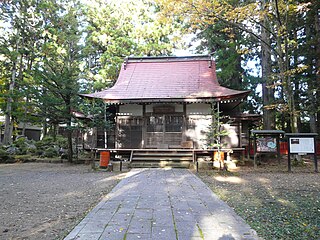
left=0, top=163, right=124, bottom=240
left=197, top=159, right=320, bottom=239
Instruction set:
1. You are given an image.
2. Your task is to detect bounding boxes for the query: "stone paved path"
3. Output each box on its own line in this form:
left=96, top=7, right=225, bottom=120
left=65, top=169, right=260, bottom=240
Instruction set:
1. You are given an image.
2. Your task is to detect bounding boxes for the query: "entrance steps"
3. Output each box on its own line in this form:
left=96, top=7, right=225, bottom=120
left=129, top=150, right=194, bottom=168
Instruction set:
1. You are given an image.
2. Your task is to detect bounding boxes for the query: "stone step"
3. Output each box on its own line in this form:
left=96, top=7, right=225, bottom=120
left=129, top=150, right=194, bottom=168
left=133, top=152, right=193, bottom=157
left=132, top=157, right=193, bottom=161
left=130, top=161, right=191, bottom=168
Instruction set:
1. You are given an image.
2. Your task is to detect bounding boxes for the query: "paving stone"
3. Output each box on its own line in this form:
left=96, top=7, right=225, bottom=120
left=125, top=233, right=151, bottom=240
left=116, top=206, right=135, bottom=215
left=178, top=237, right=203, bottom=240
left=127, top=220, right=152, bottom=234
left=151, top=226, right=176, bottom=240
left=99, top=225, right=127, bottom=240
left=196, top=215, right=221, bottom=229
left=151, top=215, right=174, bottom=227
left=74, top=232, right=102, bottom=240
left=108, top=213, right=132, bottom=226
left=64, top=221, right=87, bottom=239
left=173, top=211, right=196, bottom=223
left=175, top=221, right=201, bottom=239
left=64, top=169, right=260, bottom=240
left=133, top=208, right=153, bottom=220
left=80, top=220, right=107, bottom=233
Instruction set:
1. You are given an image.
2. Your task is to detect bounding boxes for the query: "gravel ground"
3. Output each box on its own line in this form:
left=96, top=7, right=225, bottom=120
left=0, top=163, right=124, bottom=240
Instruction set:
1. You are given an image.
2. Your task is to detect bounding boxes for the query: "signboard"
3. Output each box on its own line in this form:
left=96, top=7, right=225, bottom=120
left=289, top=137, right=315, bottom=154
left=256, top=137, right=277, bottom=153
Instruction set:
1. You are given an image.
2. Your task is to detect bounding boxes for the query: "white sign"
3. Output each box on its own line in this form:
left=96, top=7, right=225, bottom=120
left=289, top=138, right=315, bottom=154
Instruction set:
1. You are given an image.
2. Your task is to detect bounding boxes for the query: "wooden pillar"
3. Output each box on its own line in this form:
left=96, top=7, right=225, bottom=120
left=104, top=103, right=107, bottom=149
left=182, top=103, right=187, bottom=142
left=142, top=104, right=146, bottom=149
left=238, top=121, right=242, bottom=148
left=115, top=105, right=119, bottom=149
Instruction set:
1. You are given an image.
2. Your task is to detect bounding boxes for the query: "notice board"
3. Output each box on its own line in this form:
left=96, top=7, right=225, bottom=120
left=289, top=137, right=315, bottom=154
left=256, top=137, right=277, bottom=153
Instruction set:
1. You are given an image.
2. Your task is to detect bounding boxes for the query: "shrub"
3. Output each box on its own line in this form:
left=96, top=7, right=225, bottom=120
left=35, top=136, right=54, bottom=150
left=56, top=135, right=68, bottom=149
left=0, top=148, right=10, bottom=163
left=13, top=137, right=28, bottom=155
left=43, top=147, right=59, bottom=158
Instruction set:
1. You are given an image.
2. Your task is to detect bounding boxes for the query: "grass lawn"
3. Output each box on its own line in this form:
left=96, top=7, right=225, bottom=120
left=197, top=159, right=320, bottom=239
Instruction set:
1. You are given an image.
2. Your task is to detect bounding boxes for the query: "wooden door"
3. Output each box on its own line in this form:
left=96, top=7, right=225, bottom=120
left=146, top=115, right=183, bottom=148
left=117, top=117, right=142, bottom=148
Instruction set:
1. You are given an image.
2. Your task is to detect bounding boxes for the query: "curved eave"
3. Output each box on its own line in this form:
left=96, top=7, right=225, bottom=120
left=80, top=90, right=250, bottom=104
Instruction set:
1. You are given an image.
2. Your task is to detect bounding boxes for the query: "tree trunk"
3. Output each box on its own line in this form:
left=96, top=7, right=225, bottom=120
left=3, top=57, right=18, bottom=144
left=21, top=96, right=29, bottom=136
left=315, top=6, right=320, bottom=134
left=261, top=7, right=275, bottom=130
left=293, top=30, right=301, bottom=132
left=43, top=121, right=48, bottom=138
left=305, top=14, right=317, bottom=133
left=66, top=98, right=73, bottom=163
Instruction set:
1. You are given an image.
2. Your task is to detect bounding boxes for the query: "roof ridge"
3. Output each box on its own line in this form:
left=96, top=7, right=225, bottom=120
left=126, top=55, right=211, bottom=63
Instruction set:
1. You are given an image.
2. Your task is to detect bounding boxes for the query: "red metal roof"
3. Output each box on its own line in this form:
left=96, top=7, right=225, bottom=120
left=82, top=56, right=250, bottom=103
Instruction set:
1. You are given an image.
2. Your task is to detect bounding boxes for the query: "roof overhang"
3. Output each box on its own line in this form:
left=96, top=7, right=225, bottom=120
left=80, top=91, right=250, bottom=104
left=80, top=55, right=251, bottom=109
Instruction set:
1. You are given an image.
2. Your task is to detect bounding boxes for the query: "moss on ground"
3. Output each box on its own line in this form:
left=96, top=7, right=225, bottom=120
left=197, top=160, right=320, bottom=240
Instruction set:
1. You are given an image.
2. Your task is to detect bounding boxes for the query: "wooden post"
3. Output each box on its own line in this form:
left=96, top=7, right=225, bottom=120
left=253, top=133, right=257, bottom=168
left=91, top=149, right=96, bottom=169
left=142, top=104, right=146, bottom=149
left=314, top=136, right=318, bottom=173
left=276, top=135, right=281, bottom=165
left=104, top=103, right=107, bottom=149
left=115, top=105, right=119, bottom=149
left=287, top=138, right=291, bottom=172
left=239, top=121, right=242, bottom=148
left=182, top=103, right=187, bottom=142
left=247, top=130, right=251, bottom=160
left=196, top=159, right=199, bottom=172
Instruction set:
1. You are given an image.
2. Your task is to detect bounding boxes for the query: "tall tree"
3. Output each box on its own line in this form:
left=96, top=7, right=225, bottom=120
left=0, top=0, right=44, bottom=144
left=261, top=0, right=275, bottom=129
left=34, top=1, right=82, bottom=162
left=157, top=0, right=315, bottom=133
left=82, top=0, right=179, bottom=91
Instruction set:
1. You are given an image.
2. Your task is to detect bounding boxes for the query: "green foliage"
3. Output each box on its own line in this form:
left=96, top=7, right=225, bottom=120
left=206, top=103, right=230, bottom=149
left=35, top=136, right=54, bottom=149
left=43, top=147, right=58, bottom=158
left=78, top=98, right=114, bottom=130
left=13, top=137, right=28, bottom=155
left=55, top=135, right=68, bottom=149
left=0, top=148, right=10, bottom=162
left=81, top=0, right=179, bottom=91
left=35, top=135, right=67, bottom=157
left=157, top=0, right=320, bottom=133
